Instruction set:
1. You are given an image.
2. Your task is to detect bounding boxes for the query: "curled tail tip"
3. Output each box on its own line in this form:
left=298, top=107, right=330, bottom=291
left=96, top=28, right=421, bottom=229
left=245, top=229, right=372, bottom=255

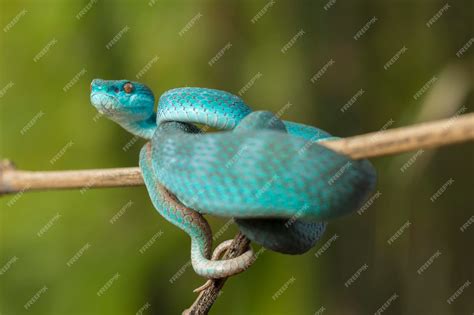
left=191, top=239, right=255, bottom=279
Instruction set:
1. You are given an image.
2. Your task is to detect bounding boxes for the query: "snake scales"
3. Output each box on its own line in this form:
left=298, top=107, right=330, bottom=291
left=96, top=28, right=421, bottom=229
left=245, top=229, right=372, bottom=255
left=90, top=79, right=376, bottom=283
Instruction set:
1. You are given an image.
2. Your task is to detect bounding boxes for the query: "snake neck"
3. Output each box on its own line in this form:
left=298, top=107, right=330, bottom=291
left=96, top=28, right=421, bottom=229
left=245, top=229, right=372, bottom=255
left=117, top=113, right=157, bottom=140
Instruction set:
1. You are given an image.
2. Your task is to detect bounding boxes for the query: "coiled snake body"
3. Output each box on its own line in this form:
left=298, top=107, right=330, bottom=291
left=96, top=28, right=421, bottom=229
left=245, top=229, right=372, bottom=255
left=90, top=79, right=376, bottom=283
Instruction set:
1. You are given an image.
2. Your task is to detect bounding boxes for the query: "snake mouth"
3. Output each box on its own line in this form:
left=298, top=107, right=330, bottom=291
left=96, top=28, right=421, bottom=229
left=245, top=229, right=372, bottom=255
left=90, top=92, right=152, bottom=117
left=90, top=92, right=122, bottom=115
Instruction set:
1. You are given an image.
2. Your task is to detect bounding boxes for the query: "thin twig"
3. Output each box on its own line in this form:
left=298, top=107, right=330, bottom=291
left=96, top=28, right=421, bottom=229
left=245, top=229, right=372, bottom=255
left=322, top=111, right=474, bottom=159
left=0, top=161, right=143, bottom=195
left=1, top=113, right=473, bottom=314
left=182, top=232, right=250, bottom=315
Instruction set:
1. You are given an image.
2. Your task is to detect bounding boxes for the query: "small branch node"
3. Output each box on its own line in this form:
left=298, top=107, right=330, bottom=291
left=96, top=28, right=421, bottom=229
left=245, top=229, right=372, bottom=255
left=0, top=159, right=16, bottom=196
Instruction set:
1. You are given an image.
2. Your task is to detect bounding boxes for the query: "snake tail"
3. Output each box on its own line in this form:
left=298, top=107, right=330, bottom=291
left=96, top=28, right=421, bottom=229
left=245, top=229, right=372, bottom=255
left=140, top=142, right=254, bottom=278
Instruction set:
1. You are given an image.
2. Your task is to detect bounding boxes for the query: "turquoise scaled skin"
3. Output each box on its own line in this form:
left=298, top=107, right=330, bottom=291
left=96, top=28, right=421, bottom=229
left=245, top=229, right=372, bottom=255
left=90, top=79, right=377, bottom=280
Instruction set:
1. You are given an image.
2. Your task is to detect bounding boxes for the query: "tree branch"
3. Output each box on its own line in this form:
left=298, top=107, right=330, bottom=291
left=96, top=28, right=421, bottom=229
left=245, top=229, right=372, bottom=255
left=0, top=161, right=143, bottom=195
left=322, top=111, right=474, bottom=159
left=1, top=113, right=473, bottom=314
left=1, top=113, right=473, bottom=195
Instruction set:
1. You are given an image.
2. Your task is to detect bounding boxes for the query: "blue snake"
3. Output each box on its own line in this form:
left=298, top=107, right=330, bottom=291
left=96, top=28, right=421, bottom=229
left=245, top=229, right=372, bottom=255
left=90, top=79, right=376, bottom=287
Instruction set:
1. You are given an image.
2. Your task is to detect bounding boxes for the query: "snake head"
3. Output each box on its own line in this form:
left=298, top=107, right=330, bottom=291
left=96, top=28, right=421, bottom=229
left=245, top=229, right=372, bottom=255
left=90, top=79, right=155, bottom=123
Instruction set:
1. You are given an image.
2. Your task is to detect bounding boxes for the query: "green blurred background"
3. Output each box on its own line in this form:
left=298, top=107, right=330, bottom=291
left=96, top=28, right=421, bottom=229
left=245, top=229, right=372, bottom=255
left=1, top=1, right=473, bottom=314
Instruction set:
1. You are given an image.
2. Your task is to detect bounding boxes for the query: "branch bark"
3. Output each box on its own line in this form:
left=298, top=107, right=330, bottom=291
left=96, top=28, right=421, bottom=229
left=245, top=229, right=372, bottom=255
left=1, top=113, right=473, bottom=314
left=0, top=160, right=143, bottom=195
left=322, top=111, right=474, bottom=159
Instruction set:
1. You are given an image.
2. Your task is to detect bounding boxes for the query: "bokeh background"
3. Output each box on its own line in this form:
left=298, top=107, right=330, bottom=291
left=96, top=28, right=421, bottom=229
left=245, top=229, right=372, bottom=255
left=1, top=1, right=473, bottom=314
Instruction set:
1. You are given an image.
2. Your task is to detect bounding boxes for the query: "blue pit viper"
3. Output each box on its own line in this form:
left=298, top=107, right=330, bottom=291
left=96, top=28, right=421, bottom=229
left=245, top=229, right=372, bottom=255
left=90, top=79, right=376, bottom=287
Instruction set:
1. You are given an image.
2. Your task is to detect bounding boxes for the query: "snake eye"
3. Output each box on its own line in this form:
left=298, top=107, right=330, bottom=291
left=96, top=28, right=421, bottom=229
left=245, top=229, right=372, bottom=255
left=113, top=87, right=119, bottom=93
left=123, top=82, right=133, bottom=93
